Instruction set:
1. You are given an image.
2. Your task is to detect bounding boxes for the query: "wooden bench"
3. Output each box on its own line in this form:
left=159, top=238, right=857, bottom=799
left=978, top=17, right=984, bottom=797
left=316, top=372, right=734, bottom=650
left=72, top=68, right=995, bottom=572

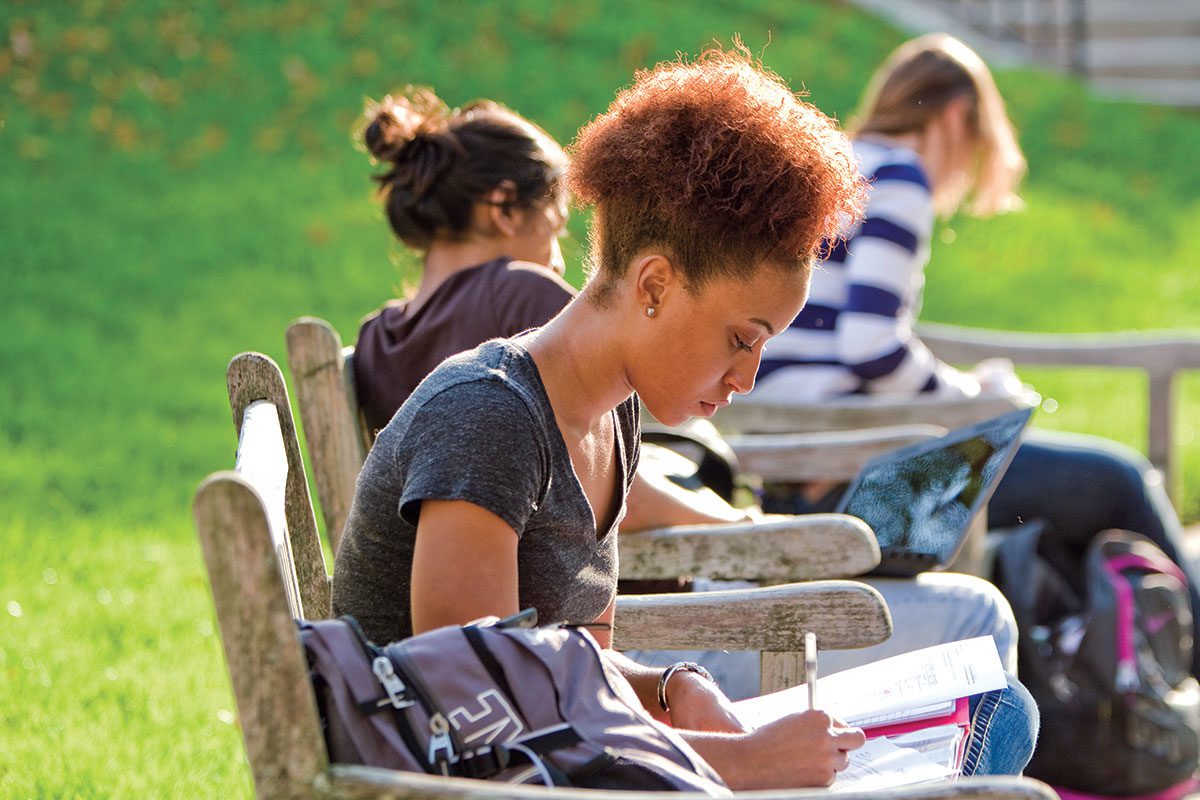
left=227, top=350, right=892, bottom=680
left=195, top=350, right=1056, bottom=800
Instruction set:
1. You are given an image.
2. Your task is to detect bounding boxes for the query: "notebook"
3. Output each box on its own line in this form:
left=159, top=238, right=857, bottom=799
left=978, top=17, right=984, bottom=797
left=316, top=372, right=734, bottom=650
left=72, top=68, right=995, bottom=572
left=835, top=407, right=1034, bottom=577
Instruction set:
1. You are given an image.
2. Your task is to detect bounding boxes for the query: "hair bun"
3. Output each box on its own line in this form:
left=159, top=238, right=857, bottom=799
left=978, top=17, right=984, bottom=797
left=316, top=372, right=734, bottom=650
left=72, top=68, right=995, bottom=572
left=362, top=88, right=449, bottom=164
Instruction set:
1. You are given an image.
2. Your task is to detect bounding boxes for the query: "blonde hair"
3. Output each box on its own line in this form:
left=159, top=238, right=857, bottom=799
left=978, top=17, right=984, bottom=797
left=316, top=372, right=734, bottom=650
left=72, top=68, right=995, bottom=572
left=852, top=33, right=1025, bottom=216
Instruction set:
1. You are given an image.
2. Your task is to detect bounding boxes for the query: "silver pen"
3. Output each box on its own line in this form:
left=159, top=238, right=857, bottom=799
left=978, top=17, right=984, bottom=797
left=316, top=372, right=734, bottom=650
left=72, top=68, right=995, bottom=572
left=806, top=632, right=818, bottom=710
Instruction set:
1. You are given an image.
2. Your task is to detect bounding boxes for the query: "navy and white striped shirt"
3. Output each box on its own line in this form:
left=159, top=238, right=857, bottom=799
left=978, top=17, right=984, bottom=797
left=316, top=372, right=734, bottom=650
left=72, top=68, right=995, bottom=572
left=753, top=139, right=974, bottom=402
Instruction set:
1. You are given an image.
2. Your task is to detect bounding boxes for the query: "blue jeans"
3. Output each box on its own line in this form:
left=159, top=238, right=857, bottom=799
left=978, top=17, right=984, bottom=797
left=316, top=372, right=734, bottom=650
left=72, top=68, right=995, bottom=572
left=962, top=673, right=1039, bottom=776
left=989, top=429, right=1199, bottom=673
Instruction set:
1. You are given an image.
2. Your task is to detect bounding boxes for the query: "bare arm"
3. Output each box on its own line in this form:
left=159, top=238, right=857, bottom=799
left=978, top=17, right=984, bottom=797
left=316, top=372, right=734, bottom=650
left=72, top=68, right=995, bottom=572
left=679, top=713, right=865, bottom=789
left=409, top=499, right=520, bottom=633
left=413, top=501, right=862, bottom=789
left=619, top=466, right=756, bottom=532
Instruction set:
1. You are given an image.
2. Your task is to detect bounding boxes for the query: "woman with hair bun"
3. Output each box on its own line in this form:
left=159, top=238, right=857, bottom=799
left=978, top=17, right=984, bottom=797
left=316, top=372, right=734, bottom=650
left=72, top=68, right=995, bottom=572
left=335, top=50, right=1036, bottom=788
left=354, top=89, right=575, bottom=436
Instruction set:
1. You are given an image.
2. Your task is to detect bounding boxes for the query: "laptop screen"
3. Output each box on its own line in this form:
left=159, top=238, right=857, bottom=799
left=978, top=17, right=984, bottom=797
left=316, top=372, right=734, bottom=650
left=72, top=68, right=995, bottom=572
left=837, top=408, right=1033, bottom=563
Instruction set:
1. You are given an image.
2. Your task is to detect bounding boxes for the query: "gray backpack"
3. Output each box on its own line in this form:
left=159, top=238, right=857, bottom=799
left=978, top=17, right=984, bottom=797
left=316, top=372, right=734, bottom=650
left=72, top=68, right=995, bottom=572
left=299, top=611, right=730, bottom=794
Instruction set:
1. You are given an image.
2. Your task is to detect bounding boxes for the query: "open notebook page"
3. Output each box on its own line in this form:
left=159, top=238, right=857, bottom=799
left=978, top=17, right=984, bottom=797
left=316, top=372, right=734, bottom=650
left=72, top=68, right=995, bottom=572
left=734, top=636, right=1005, bottom=728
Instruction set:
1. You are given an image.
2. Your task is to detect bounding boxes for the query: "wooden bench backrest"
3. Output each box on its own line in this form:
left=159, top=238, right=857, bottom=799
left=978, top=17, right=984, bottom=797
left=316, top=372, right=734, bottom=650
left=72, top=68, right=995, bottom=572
left=287, top=317, right=368, bottom=553
left=714, top=394, right=1030, bottom=437
left=716, top=322, right=1200, bottom=506
left=227, top=352, right=332, bottom=618
left=194, top=353, right=333, bottom=798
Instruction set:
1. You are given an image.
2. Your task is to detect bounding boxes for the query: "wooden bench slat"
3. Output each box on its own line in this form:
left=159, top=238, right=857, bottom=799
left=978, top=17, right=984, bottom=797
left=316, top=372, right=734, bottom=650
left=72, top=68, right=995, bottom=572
left=618, top=515, right=880, bottom=582
left=714, top=395, right=1031, bottom=437
left=194, top=473, right=329, bottom=798
left=612, top=581, right=891, bottom=654
left=725, top=425, right=948, bottom=482
left=228, top=352, right=333, bottom=620
left=287, top=317, right=370, bottom=553
left=328, top=764, right=1059, bottom=800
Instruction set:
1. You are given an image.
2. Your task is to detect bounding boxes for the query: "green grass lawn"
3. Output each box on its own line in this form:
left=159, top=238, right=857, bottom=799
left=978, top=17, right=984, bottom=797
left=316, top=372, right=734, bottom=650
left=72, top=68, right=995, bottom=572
left=2, top=0, right=1198, bottom=795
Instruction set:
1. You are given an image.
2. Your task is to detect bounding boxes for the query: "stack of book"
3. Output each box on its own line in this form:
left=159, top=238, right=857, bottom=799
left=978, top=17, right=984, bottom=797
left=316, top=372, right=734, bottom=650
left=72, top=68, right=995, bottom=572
left=733, top=636, right=1006, bottom=791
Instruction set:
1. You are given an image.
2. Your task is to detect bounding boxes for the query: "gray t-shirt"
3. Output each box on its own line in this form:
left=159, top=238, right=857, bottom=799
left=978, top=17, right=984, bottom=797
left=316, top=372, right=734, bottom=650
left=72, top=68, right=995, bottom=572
left=333, top=338, right=640, bottom=644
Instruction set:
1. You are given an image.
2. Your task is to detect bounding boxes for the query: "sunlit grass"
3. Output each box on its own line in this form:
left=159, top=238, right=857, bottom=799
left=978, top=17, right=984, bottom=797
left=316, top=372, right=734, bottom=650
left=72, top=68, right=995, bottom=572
left=2, top=0, right=1198, bottom=795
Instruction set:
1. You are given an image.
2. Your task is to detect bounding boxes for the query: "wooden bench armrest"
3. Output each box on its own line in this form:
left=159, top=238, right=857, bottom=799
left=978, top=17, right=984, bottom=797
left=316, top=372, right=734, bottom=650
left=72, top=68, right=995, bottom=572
left=723, top=425, right=949, bottom=482
left=713, top=394, right=1033, bottom=436
left=618, top=514, right=880, bottom=582
left=612, top=581, right=890, bottom=654
left=329, top=763, right=1059, bottom=799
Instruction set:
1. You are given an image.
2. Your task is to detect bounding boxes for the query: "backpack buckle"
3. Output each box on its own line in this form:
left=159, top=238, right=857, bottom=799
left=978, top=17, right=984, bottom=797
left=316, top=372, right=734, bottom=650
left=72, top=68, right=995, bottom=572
left=371, top=656, right=414, bottom=710
left=458, top=745, right=508, bottom=779
left=428, top=713, right=456, bottom=774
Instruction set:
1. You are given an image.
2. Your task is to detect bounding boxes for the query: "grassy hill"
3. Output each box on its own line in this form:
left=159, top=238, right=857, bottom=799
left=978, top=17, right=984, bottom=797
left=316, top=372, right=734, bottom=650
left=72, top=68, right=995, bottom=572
left=2, top=1, right=1198, bottom=795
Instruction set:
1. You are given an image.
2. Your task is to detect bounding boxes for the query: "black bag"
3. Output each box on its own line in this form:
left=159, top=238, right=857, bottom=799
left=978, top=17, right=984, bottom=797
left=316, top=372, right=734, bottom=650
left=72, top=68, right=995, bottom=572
left=994, top=526, right=1200, bottom=795
left=299, top=610, right=730, bottom=794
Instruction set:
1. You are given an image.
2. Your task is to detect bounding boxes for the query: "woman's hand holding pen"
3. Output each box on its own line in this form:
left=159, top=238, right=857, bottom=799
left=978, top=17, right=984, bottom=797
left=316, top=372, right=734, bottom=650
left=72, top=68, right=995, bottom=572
left=662, top=652, right=864, bottom=789
left=758, top=711, right=865, bottom=788
left=687, top=711, right=865, bottom=790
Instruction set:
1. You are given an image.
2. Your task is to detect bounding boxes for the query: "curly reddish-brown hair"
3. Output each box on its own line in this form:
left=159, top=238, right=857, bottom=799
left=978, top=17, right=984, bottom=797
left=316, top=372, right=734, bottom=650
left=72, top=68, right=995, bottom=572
left=568, top=47, right=865, bottom=297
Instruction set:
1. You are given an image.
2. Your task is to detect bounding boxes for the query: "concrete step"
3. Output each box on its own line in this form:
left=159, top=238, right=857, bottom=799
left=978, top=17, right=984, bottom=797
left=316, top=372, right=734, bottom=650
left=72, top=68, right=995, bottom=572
left=1085, top=20, right=1200, bottom=39
left=846, top=0, right=1200, bottom=106
left=1090, top=75, right=1200, bottom=105
left=1090, top=63, right=1200, bottom=81
left=1086, top=0, right=1200, bottom=25
left=1085, top=37, right=1200, bottom=69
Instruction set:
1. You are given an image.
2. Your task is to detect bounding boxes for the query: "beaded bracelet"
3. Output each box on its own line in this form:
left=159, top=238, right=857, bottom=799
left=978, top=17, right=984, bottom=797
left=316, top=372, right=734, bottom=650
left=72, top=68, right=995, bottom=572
left=656, top=661, right=715, bottom=712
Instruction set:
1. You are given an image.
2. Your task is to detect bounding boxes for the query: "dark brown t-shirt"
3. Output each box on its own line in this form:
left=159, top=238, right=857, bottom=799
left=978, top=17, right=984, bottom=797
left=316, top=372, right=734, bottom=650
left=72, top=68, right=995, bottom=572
left=353, top=257, right=575, bottom=434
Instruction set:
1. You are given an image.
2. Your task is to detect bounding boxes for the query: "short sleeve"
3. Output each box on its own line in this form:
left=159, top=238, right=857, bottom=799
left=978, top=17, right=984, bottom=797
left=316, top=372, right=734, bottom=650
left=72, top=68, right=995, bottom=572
left=491, top=263, right=576, bottom=337
left=397, top=381, right=548, bottom=536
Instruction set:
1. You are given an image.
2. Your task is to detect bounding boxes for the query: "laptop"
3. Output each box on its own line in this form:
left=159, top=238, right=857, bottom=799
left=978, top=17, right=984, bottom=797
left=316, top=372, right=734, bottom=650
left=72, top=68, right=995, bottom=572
left=835, top=407, right=1035, bottom=577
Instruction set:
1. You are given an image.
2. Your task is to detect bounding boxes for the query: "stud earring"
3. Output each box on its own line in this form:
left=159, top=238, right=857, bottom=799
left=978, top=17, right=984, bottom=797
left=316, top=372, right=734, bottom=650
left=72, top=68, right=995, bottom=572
left=645, top=307, right=656, bottom=318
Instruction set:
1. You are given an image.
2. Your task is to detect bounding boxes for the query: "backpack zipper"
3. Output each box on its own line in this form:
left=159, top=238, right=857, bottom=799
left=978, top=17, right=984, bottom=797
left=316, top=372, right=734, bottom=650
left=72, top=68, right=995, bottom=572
left=389, top=642, right=467, bottom=776
left=336, top=618, right=432, bottom=771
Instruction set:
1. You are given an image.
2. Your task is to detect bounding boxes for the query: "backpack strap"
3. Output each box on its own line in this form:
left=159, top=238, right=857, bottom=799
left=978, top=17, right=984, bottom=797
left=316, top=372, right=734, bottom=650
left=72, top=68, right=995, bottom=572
left=458, top=724, right=582, bottom=785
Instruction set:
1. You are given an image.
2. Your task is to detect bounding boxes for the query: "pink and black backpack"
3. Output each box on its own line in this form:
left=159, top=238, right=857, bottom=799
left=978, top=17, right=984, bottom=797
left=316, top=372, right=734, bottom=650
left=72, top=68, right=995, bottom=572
left=995, top=526, right=1200, bottom=798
